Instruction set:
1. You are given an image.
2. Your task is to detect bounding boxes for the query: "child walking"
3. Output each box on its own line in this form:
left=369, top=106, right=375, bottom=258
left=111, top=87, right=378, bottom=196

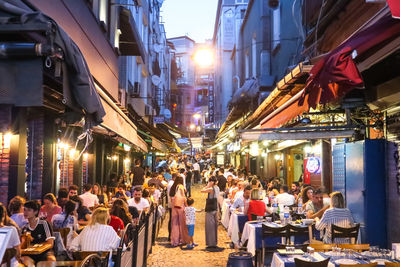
left=184, top=197, right=202, bottom=249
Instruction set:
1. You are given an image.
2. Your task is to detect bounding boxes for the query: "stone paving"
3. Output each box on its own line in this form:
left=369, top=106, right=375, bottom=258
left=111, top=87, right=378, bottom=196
left=147, top=184, right=235, bottom=267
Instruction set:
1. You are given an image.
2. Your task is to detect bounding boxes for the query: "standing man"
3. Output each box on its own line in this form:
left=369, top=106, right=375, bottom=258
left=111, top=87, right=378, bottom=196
left=131, top=159, right=145, bottom=191
left=79, top=184, right=99, bottom=209
left=193, top=161, right=201, bottom=184
left=167, top=173, right=176, bottom=241
left=185, top=167, right=193, bottom=197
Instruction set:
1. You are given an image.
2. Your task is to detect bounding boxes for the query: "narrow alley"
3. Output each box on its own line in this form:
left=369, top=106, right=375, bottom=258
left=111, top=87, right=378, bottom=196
left=147, top=184, right=234, bottom=267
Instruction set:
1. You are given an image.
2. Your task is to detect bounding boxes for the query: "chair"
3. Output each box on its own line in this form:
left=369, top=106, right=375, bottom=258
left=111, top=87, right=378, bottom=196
left=287, top=224, right=309, bottom=245
left=338, top=244, right=370, bottom=252
left=338, top=263, right=377, bottom=267
left=294, top=257, right=330, bottom=267
left=309, top=243, right=335, bottom=252
left=261, top=224, right=288, bottom=267
left=331, top=223, right=360, bottom=244
left=37, top=261, right=81, bottom=267
left=1, top=248, right=16, bottom=267
left=385, top=263, right=400, bottom=267
left=56, top=228, right=71, bottom=246
left=79, top=254, right=105, bottom=267
left=73, top=251, right=109, bottom=261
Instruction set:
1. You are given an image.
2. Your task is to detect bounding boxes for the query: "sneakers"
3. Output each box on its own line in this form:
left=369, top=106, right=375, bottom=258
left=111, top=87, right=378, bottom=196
left=186, top=244, right=194, bottom=249
left=192, top=243, right=199, bottom=247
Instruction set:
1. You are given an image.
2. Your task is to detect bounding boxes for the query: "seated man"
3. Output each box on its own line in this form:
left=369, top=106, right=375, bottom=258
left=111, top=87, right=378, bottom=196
left=115, top=183, right=131, bottom=199
left=127, top=187, right=150, bottom=213
left=21, top=200, right=56, bottom=266
left=306, top=188, right=329, bottom=219
left=276, top=185, right=296, bottom=206
left=230, top=185, right=251, bottom=212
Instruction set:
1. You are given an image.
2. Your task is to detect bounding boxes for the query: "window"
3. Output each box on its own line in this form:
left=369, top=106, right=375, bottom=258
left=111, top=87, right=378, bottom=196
left=240, top=9, right=246, bottom=19
left=272, top=6, right=281, bottom=50
left=252, top=37, right=256, bottom=77
left=186, top=95, right=191, bottom=104
left=245, top=52, right=249, bottom=79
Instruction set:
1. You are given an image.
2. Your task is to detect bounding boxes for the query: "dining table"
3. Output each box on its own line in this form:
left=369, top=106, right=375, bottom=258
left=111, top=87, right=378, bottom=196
left=221, top=199, right=231, bottom=229
left=227, top=211, right=248, bottom=245
left=271, top=251, right=400, bottom=267
left=21, top=243, right=53, bottom=255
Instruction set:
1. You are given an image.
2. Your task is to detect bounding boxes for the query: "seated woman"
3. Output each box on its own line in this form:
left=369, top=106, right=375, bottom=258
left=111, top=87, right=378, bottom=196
left=69, top=207, right=120, bottom=251
left=245, top=189, right=269, bottom=221
left=21, top=200, right=56, bottom=266
left=110, top=199, right=133, bottom=227
left=69, top=196, right=91, bottom=226
left=51, top=200, right=78, bottom=248
left=40, top=193, right=62, bottom=223
left=0, top=203, right=21, bottom=267
left=315, top=191, right=355, bottom=243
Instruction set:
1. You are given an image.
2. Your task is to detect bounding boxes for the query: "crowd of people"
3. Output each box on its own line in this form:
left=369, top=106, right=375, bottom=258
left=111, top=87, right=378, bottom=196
left=0, top=153, right=356, bottom=266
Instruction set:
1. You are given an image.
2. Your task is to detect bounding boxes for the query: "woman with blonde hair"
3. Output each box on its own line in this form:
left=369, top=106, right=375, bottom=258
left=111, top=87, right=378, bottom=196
left=70, top=207, right=120, bottom=251
left=315, top=191, right=355, bottom=243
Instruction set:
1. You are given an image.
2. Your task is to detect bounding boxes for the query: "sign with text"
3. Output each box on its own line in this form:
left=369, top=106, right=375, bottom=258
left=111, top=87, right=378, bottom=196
left=153, top=116, right=165, bottom=124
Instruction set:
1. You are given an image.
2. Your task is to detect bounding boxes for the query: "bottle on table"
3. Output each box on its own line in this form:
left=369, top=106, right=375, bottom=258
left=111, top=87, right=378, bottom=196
left=297, top=198, right=303, bottom=214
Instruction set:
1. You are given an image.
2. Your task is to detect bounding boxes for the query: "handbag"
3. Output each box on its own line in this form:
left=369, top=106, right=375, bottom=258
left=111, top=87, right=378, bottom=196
left=205, top=186, right=217, bottom=212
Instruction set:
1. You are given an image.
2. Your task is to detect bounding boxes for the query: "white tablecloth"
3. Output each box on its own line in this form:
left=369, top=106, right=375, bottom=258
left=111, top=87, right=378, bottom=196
left=271, top=252, right=335, bottom=267
left=227, top=212, right=243, bottom=245
left=241, top=222, right=259, bottom=256
left=221, top=199, right=231, bottom=229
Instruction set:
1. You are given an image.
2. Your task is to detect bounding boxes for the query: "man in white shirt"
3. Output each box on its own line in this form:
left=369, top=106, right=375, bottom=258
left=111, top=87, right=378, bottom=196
left=275, top=185, right=296, bottom=206
left=127, top=187, right=150, bottom=212
left=193, top=161, right=201, bottom=184
left=79, top=184, right=99, bottom=208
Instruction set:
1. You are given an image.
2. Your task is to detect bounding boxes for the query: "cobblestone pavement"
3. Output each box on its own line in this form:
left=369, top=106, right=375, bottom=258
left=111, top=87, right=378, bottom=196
left=147, top=184, right=234, bottom=267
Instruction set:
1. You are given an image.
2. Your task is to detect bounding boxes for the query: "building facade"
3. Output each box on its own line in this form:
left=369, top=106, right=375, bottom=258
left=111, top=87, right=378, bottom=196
left=167, top=36, right=196, bottom=129
left=212, top=0, right=249, bottom=127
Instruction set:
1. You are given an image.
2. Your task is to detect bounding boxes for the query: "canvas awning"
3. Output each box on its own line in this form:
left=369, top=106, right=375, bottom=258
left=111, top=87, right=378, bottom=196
left=119, top=6, right=146, bottom=63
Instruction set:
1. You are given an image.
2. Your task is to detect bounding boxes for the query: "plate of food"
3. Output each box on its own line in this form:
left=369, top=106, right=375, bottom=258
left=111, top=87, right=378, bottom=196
left=301, top=219, right=314, bottom=225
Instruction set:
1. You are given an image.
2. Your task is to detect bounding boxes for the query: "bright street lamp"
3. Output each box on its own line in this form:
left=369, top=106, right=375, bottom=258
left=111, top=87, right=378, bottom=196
left=192, top=113, right=202, bottom=120
left=193, top=48, right=213, bottom=67
left=189, top=123, right=196, bottom=130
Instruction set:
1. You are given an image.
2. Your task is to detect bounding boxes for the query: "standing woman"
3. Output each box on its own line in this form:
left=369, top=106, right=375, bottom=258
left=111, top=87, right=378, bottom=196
left=201, top=176, right=220, bottom=249
left=169, top=175, right=189, bottom=247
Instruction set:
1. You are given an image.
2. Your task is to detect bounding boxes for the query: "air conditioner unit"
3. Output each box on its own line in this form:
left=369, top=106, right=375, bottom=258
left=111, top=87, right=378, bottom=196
left=145, top=105, right=152, bottom=116
left=128, top=81, right=141, bottom=97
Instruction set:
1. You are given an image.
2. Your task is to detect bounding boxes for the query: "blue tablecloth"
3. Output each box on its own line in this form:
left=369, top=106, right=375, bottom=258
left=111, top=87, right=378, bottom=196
left=237, top=214, right=248, bottom=233
left=272, top=252, right=400, bottom=267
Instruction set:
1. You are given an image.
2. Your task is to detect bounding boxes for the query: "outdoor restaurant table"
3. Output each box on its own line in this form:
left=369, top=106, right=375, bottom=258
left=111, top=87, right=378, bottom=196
left=221, top=199, right=231, bottom=229
left=21, top=243, right=52, bottom=255
left=227, top=211, right=248, bottom=245
left=271, top=251, right=400, bottom=267
left=240, top=221, right=303, bottom=256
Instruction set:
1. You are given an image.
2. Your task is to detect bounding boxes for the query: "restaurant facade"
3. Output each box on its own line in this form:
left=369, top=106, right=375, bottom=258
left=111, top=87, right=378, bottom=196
left=212, top=0, right=400, bottom=247
left=0, top=0, right=178, bottom=204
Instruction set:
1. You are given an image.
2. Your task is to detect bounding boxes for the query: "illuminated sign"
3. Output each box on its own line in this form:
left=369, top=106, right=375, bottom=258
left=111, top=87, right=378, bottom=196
left=306, top=157, right=321, bottom=174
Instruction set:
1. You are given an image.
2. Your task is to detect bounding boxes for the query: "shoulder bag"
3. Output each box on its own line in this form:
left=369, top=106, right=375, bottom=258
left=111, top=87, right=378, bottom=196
left=205, top=186, right=217, bottom=212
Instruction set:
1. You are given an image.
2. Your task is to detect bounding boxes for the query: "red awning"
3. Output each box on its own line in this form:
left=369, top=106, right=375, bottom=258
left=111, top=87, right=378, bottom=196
left=301, top=15, right=400, bottom=109
left=388, top=0, right=400, bottom=19
left=259, top=14, right=400, bottom=129
left=260, top=89, right=310, bottom=128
